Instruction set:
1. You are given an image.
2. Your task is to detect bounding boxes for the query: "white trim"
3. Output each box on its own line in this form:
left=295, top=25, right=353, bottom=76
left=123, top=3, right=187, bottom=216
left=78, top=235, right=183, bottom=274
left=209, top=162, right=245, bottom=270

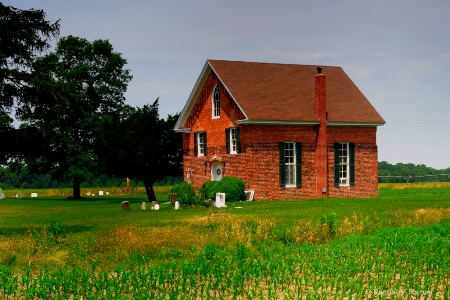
left=174, top=60, right=248, bottom=132
left=174, top=128, right=191, bottom=133
left=208, top=61, right=248, bottom=120
left=338, top=142, right=350, bottom=186
left=229, top=128, right=237, bottom=154
left=174, top=61, right=211, bottom=131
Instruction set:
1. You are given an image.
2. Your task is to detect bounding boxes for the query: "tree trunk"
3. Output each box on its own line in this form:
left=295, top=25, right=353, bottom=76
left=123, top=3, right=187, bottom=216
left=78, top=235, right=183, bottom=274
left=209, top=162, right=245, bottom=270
left=143, top=178, right=156, bottom=202
left=73, top=174, right=81, bottom=199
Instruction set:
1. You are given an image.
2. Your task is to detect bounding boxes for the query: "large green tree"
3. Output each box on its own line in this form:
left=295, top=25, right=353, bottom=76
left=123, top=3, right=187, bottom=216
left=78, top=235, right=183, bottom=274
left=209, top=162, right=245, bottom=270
left=0, top=4, right=59, bottom=164
left=17, top=35, right=132, bottom=198
left=98, top=99, right=182, bottom=201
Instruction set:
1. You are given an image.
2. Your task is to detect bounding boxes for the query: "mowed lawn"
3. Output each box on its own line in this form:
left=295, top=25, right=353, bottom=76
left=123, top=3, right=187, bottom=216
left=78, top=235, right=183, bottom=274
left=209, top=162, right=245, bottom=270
left=0, top=185, right=450, bottom=299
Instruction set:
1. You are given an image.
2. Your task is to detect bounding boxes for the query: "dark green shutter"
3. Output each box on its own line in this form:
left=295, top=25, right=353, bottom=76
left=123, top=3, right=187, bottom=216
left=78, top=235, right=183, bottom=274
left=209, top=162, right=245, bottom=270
left=194, top=132, right=198, bottom=157
left=236, top=128, right=241, bottom=153
left=334, top=143, right=340, bottom=186
left=296, top=143, right=302, bottom=187
left=225, top=128, right=230, bottom=154
left=349, top=143, right=355, bottom=185
left=279, top=142, right=286, bottom=187
left=203, top=132, right=207, bottom=155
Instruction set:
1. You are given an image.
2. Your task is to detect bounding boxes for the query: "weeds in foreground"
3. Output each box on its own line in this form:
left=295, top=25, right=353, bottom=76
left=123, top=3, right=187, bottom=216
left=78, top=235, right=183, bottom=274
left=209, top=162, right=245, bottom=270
left=1, top=222, right=449, bottom=299
left=1, top=207, right=450, bottom=298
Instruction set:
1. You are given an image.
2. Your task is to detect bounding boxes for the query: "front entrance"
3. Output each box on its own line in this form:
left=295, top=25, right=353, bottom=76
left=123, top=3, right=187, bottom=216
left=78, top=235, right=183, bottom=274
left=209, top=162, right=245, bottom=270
left=211, top=163, right=223, bottom=181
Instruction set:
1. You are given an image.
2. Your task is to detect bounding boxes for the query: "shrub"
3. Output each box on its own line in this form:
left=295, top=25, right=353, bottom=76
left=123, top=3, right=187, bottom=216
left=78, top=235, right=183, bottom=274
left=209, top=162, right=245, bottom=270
left=210, top=176, right=246, bottom=202
left=171, top=181, right=196, bottom=206
left=199, top=180, right=220, bottom=200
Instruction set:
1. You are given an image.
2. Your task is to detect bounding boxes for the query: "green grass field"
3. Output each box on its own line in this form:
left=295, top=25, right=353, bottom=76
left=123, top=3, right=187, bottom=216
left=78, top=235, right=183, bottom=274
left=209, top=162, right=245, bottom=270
left=1, top=184, right=449, bottom=299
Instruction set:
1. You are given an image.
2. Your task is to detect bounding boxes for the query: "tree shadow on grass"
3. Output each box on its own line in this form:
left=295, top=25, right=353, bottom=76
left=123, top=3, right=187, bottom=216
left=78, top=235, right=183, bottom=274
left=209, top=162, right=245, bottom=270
left=0, top=224, right=92, bottom=237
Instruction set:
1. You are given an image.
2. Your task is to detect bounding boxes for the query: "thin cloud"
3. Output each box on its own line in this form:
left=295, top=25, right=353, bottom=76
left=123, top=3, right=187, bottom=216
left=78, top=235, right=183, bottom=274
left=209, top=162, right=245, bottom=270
left=371, top=51, right=383, bottom=57
left=265, top=48, right=339, bottom=61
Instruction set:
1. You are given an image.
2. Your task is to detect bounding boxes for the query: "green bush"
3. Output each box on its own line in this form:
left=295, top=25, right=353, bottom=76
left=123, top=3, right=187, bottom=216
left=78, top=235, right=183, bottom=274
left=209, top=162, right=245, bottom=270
left=171, top=181, right=196, bottom=206
left=210, top=176, right=246, bottom=202
left=199, top=180, right=220, bottom=200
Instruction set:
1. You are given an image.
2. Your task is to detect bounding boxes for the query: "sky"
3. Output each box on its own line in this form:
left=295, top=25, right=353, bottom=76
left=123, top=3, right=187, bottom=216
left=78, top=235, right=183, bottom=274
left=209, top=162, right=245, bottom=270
left=8, top=0, right=450, bottom=169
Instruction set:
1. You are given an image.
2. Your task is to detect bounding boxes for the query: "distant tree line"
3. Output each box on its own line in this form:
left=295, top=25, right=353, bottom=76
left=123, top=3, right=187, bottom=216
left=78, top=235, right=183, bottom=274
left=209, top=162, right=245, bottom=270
left=378, top=161, right=450, bottom=183
left=0, top=166, right=183, bottom=189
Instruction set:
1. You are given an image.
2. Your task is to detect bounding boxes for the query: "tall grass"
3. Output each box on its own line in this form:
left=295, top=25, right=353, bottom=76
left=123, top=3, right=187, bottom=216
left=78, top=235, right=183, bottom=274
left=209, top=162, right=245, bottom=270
left=1, top=187, right=450, bottom=298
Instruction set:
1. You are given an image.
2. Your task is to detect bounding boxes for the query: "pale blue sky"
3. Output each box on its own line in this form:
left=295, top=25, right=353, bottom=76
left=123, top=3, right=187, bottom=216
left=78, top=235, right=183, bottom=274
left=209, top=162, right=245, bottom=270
left=9, top=0, right=450, bottom=169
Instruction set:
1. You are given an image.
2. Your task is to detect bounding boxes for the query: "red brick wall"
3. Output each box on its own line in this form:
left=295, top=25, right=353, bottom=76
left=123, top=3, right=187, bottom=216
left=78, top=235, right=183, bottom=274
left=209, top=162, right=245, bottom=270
left=181, top=73, right=380, bottom=200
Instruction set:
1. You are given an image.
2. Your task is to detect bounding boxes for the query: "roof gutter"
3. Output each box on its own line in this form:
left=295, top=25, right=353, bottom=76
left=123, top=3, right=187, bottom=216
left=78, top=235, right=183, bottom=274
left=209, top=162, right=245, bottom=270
left=327, top=122, right=385, bottom=127
left=236, top=119, right=319, bottom=126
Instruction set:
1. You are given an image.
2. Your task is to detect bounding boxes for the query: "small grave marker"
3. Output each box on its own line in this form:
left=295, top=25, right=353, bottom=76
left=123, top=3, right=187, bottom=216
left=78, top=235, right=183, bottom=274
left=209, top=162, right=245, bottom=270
left=31, top=193, right=38, bottom=198
left=99, top=191, right=104, bottom=196
left=121, top=201, right=130, bottom=211
left=151, top=201, right=160, bottom=210
left=140, top=202, right=147, bottom=210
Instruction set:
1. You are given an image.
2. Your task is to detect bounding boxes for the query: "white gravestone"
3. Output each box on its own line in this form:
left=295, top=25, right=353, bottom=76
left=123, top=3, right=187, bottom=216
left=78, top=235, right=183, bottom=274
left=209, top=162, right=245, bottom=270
left=151, top=201, right=160, bottom=210
left=31, top=193, right=38, bottom=198
left=140, top=202, right=147, bottom=210
left=99, top=191, right=104, bottom=196
left=0, top=188, right=4, bottom=199
left=215, top=193, right=227, bottom=208
left=174, top=201, right=180, bottom=210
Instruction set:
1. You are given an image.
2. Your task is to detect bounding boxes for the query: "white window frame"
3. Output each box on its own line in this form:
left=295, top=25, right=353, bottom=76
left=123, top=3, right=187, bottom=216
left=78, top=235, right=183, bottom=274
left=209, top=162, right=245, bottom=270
left=229, top=128, right=237, bottom=154
left=284, top=142, right=296, bottom=187
left=197, top=132, right=205, bottom=157
left=338, top=142, right=350, bottom=186
left=212, top=85, right=220, bottom=119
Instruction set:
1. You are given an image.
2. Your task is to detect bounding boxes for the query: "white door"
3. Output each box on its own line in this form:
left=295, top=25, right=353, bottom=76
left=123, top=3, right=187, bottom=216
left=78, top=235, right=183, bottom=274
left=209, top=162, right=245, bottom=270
left=211, top=163, right=223, bottom=181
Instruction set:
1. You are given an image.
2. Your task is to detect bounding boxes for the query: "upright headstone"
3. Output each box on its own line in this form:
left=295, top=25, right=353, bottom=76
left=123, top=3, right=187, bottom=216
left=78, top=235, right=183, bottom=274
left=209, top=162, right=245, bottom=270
left=16, top=193, right=22, bottom=198
left=121, top=201, right=130, bottom=211
left=174, top=201, right=180, bottom=210
left=245, top=190, right=254, bottom=201
left=31, top=193, right=38, bottom=198
left=140, top=202, right=147, bottom=210
left=99, top=191, right=104, bottom=196
left=170, top=193, right=178, bottom=206
left=215, top=193, right=227, bottom=208
left=0, top=188, right=3, bottom=199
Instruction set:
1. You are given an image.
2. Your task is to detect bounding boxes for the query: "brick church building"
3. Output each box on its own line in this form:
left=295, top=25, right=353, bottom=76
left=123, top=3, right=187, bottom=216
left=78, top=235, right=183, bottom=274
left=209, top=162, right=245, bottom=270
left=174, top=60, right=385, bottom=200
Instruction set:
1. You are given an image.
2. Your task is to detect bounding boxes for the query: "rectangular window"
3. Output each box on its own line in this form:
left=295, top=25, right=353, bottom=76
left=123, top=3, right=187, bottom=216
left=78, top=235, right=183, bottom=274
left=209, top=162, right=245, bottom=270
left=334, top=143, right=355, bottom=186
left=279, top=142, right=302, bottom=187
left=194, top=132, right=207, bottom=157
left=339, top=143, right=349, bottom=185
left=225, top=128, right=240, bottom=154
left=285, top=142, right=295, bottom=186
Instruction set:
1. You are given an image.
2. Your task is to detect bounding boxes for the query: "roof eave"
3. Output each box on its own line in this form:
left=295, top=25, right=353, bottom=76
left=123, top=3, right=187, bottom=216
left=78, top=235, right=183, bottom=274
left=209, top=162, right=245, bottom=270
left=174, top=128, right=192, bottom=133
left=327, top=121, right=385, bottom=127
left=173, top=61, right=211, bottom=132
left=236, top=119, right=319, bottom=126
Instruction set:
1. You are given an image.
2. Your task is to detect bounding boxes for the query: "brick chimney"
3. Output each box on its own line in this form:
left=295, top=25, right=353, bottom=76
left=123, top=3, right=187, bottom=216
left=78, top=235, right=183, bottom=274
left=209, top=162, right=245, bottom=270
left=315, top=67, right=327, bottom=197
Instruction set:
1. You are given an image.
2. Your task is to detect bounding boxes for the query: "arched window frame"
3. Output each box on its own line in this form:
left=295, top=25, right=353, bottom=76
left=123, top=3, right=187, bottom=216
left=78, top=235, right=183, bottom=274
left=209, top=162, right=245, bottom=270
left=212, top=85, right=220, bottom=119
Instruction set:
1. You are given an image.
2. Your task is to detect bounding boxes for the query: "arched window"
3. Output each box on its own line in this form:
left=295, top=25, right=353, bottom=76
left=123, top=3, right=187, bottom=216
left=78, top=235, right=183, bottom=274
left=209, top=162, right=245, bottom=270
left=212, top=85, right=220, bottom=118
